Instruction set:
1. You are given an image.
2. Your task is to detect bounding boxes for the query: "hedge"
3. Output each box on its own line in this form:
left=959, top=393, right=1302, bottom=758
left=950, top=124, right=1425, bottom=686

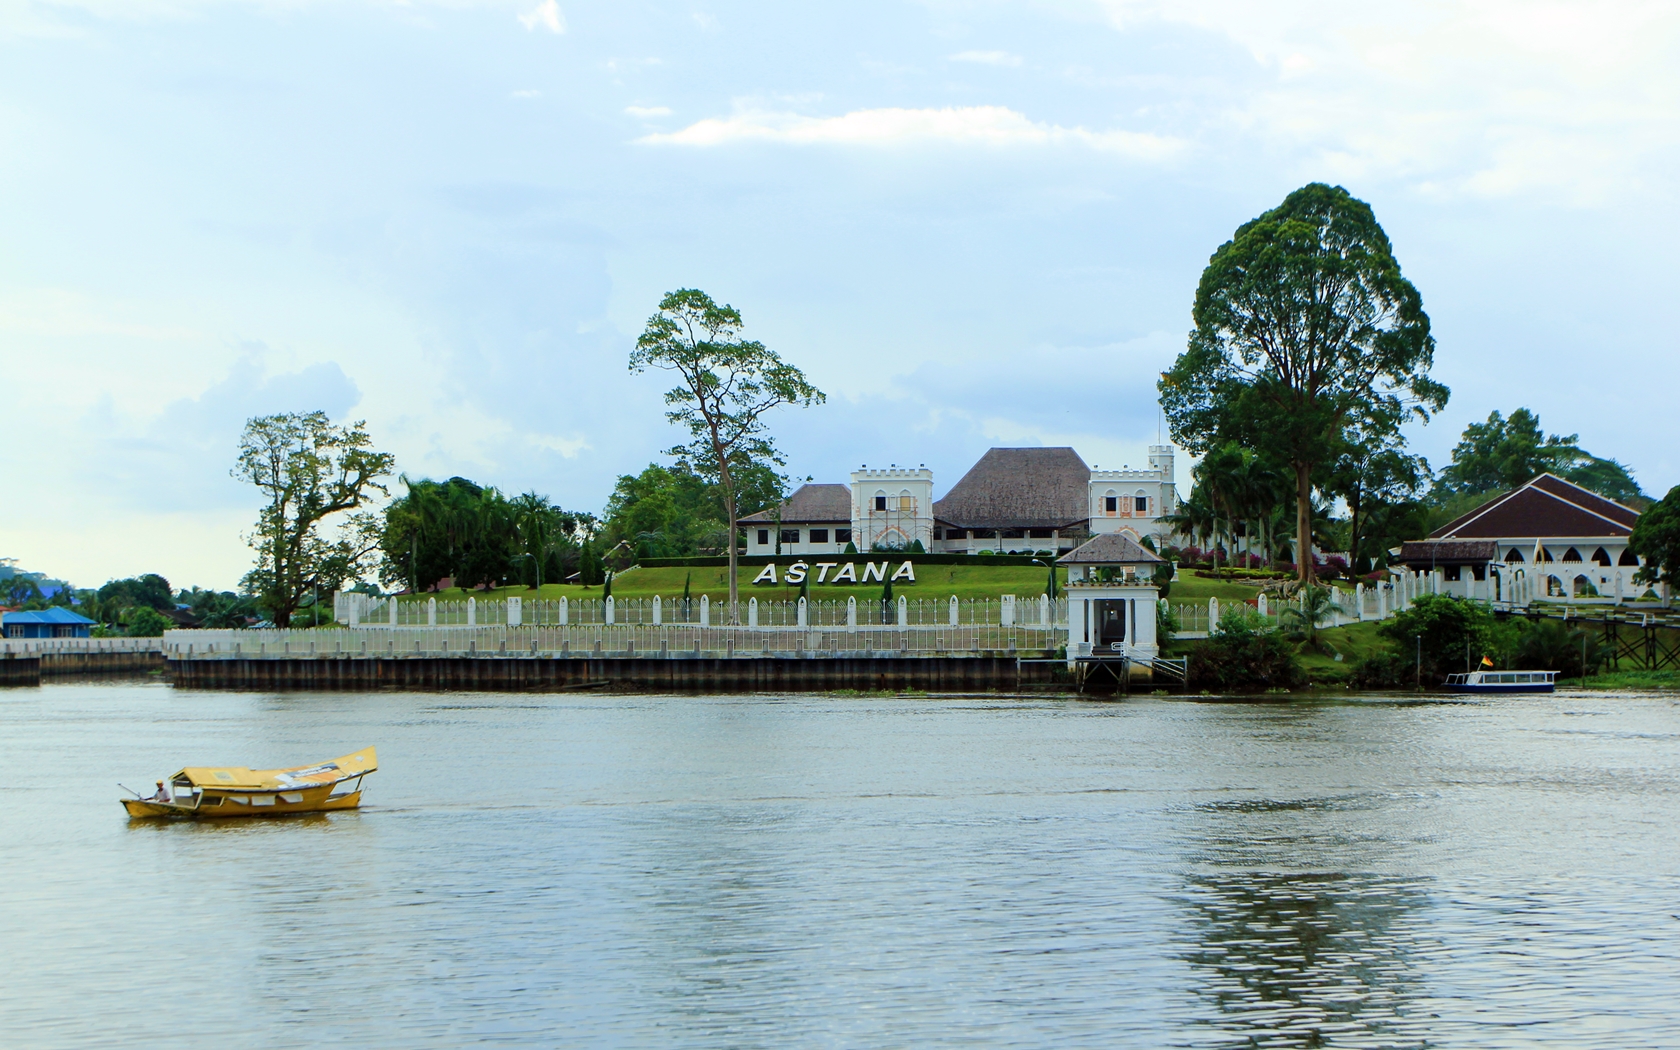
left=636, top=552, right=1055, bottom=568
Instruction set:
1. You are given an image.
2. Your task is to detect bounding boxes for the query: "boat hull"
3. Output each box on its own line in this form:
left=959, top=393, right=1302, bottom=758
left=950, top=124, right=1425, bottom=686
left=1443, top=683, right=1555, bottom=694
left=122, top=788, right=363, bottom=819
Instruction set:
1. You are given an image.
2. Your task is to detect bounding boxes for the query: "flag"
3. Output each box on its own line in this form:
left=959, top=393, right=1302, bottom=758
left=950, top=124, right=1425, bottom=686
left=1480, top=655, right=1494, bottom=668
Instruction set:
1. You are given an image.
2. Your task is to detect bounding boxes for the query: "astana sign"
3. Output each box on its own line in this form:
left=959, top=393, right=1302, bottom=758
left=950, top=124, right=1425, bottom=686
left=752, top=560, right=917, bottom=585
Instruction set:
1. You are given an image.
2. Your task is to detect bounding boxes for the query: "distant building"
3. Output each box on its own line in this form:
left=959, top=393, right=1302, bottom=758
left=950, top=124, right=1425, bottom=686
left=1398, top=474, right=1651, bottom=602
left=744, top=445, right=1180, bottom=558
left=2, top=607, right=96, bottom=639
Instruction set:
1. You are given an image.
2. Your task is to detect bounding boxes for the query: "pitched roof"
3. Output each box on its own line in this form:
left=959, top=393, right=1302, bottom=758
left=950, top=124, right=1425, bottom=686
left=1, top=607, right=95, bottom=625
left=739, top=483, right=852, bottom=524
left=933, top=447, right=1091, bottom=529
left=1058, top=533, right=1164, bottom=565
left=1430, top=474, right=1640, bottom=540
left=1398, top=540, right=1499, bottom=566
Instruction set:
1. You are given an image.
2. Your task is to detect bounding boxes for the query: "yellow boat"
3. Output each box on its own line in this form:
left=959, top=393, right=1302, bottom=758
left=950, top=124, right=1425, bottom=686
left=121, top=748, right=377, bottom=818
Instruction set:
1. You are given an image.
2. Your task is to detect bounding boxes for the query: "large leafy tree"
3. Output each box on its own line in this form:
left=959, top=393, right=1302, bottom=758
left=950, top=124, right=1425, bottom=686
left=1432, top=408, right=1642, bottom=504
left=1326, top=423, right=1429, bottom=575
left=1161, top=183, right=1447, bottom=583
left=631, top=288, right=824, bottom=616
left=1629, top=485, right=1680, bottom=592
left=234, top=412, right=393, bottom=627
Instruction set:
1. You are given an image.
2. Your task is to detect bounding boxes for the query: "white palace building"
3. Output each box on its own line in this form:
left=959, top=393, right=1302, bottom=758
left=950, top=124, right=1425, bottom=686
left=741, top=446, right=1180, bottom=558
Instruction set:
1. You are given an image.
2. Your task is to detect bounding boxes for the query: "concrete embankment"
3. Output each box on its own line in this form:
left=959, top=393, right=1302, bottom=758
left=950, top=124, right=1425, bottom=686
left=169, top=654, right=1067, bottom=693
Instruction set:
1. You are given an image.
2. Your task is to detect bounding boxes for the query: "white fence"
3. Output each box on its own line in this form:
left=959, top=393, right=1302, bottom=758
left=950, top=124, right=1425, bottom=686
left=335, top=593, right=1067, bottom=630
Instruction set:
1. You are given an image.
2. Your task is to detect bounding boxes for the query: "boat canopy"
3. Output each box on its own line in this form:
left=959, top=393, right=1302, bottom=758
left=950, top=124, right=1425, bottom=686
left=170, top=748, right=377, bottom=791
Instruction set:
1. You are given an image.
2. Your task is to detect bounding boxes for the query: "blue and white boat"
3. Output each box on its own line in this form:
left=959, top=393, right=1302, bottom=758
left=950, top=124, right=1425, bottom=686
left=1443, top=669, right=1558, bottom=694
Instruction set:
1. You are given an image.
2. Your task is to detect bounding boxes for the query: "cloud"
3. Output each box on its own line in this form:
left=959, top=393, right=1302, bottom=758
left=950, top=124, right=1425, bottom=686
left=624, top=105, right=672, bottom=118
left=639, top=105, right=1183, bottom=160
left=1091, top=0, right=1680, bottom=202
left=510, top=89, right=541, bottom=99
left=517, top=0, right=564, bottom=34
left=949, top=50, right=1022, bottom=67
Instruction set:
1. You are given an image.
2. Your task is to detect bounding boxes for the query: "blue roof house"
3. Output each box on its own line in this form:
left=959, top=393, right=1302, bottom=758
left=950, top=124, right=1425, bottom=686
left=2, top=608, right=96, bottom=639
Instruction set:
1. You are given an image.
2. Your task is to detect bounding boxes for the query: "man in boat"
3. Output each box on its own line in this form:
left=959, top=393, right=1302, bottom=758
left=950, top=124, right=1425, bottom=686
left=149, top=781, right=169, bottom=802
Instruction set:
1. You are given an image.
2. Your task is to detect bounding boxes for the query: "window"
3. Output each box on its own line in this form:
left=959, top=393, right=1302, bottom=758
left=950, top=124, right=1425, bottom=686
left=1443, top=565, right=1461, bottom=581
left=1104, top=495, right=1118, bottom=514
left=1002, top=528, right=1024, bottom=539
left=757, top=529, right=769, bottom=545
left=780, top=529, right=800, bottom=544
left=1029, top=528, right=1052, bottom=539
left=899, top=493, right=914, bottom=511
left=1591, top=547, right=1612, bottom=566
left=836, top=528, right=852, bottom=544
left=809, top=529, right=829, bottom=543
left=1561, top=547, right=1582, bottom=562
left=1134, top=495, right=1149, bottom=514
left=933, top=528, right=944, bottom=540
left=1619, top=548, right=1640, bottom=566
left=948, top=529, right=967, bottom=540
left=874, top=495, right=887, bottom=511
left=1505, top=548, right=1525, bottom=563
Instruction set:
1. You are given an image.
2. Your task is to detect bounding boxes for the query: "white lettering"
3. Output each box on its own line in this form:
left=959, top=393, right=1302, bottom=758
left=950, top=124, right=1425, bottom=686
left=862, top=561, right=886, bottom=583
left=814, top=562, right=836, bottom=582
left=891, top=561, right=916, bottom=582
left=832, top=562, right=857, bottom=583
left=752, top=563, right=778, bottom=584
left=785, top=562, right=808, bottom=584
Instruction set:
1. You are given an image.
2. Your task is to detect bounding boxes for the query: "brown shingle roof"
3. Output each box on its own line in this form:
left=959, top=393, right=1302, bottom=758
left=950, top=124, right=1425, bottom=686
left=1058, top=533, right=1164, bottom=565
left=932, top=447, right=1091, bottom=530
left=1430, top=474, right=1639, bottom=540
left=739, top=483, right=852, bottom=524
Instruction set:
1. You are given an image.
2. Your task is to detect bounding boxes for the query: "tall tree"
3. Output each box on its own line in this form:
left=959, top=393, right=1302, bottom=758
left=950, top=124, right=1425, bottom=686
left=234, top=412, right=393, bottom=627
left=1160, top=183, right=1447, bottom=583
left=1326, top=423, right=1429, bottom=575
left=630, top=288, right=824, bottom=618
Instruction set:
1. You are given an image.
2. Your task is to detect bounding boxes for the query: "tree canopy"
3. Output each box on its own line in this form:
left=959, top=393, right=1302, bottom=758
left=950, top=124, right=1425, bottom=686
left=1431, top=408, right=1643, bottom=504
left=630, top=288, right=823, bottom=615
left=378, top=475, right=593, bottom=592
left=1161, top=183, right=1447, bottom=582
left=1629, top=485, right=1680, bottom=590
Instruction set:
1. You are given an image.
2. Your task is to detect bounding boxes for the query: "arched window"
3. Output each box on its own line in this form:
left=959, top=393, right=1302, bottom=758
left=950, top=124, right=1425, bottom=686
left=1619, top=549, right=1640, bottom=566
left=1547, top=575, right=1565, bottom=597
left=1537, top=546, right=1554, bottom=562
left=1103, top=489, right=1118, bottom=515
left=1134, top=490, right=1149, bottom=514
left=899, top=490, right=914, bottom=512
left=1561, top=547, right=1582, bottom=562
left=1573, top=574, right=1598, bottom=597
left=1591, top=547, right=1612, bottom=566
left=873, top=490, right=887, bottom=512
left=1505, top=548, right=1525, bottom=563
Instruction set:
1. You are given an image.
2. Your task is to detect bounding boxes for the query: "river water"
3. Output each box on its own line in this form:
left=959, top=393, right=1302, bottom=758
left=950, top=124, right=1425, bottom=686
left=2, top=682, right=1678, bottom=1048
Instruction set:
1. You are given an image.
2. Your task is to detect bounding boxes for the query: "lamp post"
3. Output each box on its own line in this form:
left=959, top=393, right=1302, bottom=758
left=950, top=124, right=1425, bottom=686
left=1416, top=634, right=1422, bottom=691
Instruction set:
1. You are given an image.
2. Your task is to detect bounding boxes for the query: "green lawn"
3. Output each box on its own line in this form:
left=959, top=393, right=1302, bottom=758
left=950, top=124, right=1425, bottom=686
left=401, top=562, right=1065, bottom=603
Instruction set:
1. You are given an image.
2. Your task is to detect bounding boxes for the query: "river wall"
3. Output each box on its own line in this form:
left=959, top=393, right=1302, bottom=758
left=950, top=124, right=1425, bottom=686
left=169, top=654, right=1069, bottom=694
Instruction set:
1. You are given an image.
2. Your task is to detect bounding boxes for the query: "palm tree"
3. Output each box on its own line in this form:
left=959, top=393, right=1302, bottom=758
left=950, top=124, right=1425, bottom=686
left=1280, top=585, right=1336, bottom=648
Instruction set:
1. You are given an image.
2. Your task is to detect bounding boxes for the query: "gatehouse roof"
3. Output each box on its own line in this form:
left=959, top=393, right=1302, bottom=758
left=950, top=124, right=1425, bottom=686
left=1057, top=533, right=1164, bottom=565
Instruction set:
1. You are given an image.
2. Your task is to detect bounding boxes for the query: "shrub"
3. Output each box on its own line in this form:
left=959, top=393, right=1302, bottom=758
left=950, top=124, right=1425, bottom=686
left=1186, top=609, right=1303, bottom=692
left=124, top=607, right=171, bottom=637
left=1352, top=647, right=1412, bottom=689
left=1379, top=594, right=1492, bottom=683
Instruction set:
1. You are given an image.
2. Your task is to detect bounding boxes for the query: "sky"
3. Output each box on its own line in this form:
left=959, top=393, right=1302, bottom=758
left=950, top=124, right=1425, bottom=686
left=2, top=0, right=1677, bottom=591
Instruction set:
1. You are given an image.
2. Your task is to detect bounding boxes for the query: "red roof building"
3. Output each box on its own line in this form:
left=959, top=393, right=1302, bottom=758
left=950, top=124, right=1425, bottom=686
left=1399, top=474, right=1651, bottom=602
